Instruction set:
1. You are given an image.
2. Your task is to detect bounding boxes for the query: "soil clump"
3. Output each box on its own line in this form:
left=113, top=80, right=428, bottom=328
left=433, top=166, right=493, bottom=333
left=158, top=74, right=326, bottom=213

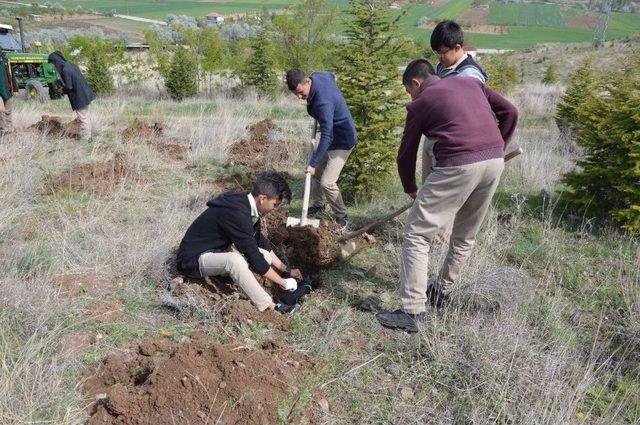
left=84, top=333, right=314, bottom=424
left=45, top=153, right=134, bottom=194
left=51, top=272, right=119, bottom=297
left=31, top=115, right=83, bottom=139
left=122, top=119, right=188, bottom=160
left=227, top=118, right=294, bottom=168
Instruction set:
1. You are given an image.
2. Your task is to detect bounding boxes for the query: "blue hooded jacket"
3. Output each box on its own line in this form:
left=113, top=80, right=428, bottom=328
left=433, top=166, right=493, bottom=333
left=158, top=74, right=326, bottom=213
left=306, top=72, right=357, bottom=167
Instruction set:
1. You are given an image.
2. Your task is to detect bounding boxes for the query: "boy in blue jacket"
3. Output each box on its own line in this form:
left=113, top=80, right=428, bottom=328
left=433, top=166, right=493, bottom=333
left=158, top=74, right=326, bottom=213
left=286, top=69, right=357, bottom=229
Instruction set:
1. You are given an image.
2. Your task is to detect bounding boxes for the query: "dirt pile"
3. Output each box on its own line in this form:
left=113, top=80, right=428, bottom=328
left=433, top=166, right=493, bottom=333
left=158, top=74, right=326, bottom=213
left=122, top=119, right=188, bottom=160
left=45, top=153, right=134, bottom=194
left=262, top=210, right=341, bottom=274
left=84, top=333, right=314, bottom=424
left=121, top=119, right=166, bottom=142
left=31, top=115, right=83, bottom=139
left=227, top=118, right=293, bottom=168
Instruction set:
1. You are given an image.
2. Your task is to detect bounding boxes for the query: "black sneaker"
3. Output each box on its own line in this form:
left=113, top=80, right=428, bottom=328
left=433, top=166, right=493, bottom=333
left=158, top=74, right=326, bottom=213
left=427, top=284, right=449, bottom=309
left=376, top=309, right=426, bottom=333
left=307, top=204, right=325, bottom=217
left=275, top=302, right=300, bottom=315
left=334, top=214, right=349, bottom=230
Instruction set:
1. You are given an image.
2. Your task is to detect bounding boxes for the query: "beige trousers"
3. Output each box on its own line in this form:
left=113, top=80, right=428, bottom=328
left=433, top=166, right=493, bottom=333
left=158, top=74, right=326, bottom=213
left=198, top=247, right=273, bottom=311
left=422, top=137, right=453, bottom=245
left=75, top=107, right=92, bottom=140
left=400, top=158, right=504, bottom=314
left=0, top=97, right=12, bottom=130
left=311, top=149, right=352, bottom=218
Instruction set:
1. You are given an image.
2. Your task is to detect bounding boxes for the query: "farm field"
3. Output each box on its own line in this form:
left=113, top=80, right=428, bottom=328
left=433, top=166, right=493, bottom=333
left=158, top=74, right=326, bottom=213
left=2, top=0, right=639, bottom=49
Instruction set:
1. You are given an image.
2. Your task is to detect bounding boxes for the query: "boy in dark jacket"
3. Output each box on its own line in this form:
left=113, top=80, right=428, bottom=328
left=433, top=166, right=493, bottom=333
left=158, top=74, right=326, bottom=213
left=285, top=69, right=357, bottom=229
left=177, top=171, right=303, bottom=312
left=48, top=51, right=96, bottom=140
left=0, top=52, right=12, bottom=133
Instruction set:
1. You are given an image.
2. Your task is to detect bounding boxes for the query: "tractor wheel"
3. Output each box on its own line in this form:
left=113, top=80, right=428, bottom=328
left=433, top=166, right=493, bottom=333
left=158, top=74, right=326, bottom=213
left=24, top=80, right=47, bottom=102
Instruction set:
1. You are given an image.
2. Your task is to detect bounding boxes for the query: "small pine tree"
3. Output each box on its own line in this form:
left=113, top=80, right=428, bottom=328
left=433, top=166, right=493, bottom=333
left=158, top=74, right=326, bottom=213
left=481, top=54, right=517, bottom=94
left=85, top=52, right=113, bottom=95
left=241, top=30, right=277, bottom=96
left=336, top=0, right=408, bottom=198
left=555, top=57, right=598, bottom=130
left=561, top=55, right=640, bottom=235
left=165, top=47, right=198, bottom=101
left=542, top=62, right=558, bottom=84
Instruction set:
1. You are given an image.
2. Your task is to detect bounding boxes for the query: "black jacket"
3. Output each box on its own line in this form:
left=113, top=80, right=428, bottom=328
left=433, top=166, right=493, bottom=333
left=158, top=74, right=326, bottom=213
left=176, top=192, right=271, bottom=278
left=48, top=51, right=96, bottom=111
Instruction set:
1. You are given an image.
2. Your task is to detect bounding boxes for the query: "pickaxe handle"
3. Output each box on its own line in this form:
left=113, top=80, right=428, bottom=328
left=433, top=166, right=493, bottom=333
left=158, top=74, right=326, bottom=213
left=338, top=147, right=523, bottom=244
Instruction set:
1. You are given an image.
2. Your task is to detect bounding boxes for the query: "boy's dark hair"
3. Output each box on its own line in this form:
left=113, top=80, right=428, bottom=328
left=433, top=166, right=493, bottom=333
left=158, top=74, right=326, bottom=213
left=430, top=20, right=464, bottom=51
left=251, top=171, right=292, bottom=202
left=285, top=69, right=306, bottom=91
left=402, top=59, right=435, bottom=86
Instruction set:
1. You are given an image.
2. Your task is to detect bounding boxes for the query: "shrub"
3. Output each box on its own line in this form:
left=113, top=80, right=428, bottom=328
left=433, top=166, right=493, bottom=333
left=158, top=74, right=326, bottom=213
left=481, top=54, right=518, bottom=94
left=336, top=0, right=408, bottom=198
left=240, top=30, right=277, bottom=96
left=555, top=57, right=598, bottom=130
left=561, top=55, right=640, bottom=234
left=542, top=62, right=558, bottom=84
left=85, top=52, right=113, bottom=95
left=164, top=48, right=198, bottom=101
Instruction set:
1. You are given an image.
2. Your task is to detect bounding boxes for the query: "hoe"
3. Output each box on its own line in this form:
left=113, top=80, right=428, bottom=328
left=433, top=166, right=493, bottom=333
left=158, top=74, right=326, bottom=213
left=287, top=121, right=321, bottom=228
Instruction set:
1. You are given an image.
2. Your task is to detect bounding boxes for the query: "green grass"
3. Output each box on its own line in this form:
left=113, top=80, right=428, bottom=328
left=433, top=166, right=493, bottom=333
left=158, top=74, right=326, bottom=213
left=432, top=0, right=475, bottom=21
left=488, top=3, right=565, bottom=27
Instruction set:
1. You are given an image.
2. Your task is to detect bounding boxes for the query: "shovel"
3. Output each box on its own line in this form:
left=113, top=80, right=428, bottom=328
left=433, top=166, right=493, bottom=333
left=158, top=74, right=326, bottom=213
left=286, top=121, right=321, bottom=228
left=338, top=147, right=523, bottom=258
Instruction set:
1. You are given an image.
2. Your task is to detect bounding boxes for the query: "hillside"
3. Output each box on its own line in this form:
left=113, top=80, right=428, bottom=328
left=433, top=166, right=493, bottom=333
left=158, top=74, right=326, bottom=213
left=0, top=40, right=638, bottom=423
left=0, top=0, right=638, bottom=48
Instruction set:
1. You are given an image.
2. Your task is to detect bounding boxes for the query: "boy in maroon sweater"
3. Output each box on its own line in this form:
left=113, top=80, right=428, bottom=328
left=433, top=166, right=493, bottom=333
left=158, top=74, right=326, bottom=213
left=377, top=59, right=518, bottom=332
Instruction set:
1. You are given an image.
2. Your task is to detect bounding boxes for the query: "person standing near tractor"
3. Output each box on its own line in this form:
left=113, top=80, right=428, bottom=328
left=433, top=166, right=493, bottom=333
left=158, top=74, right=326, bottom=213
left=285, top=69, right=357, bottom=230
left=0, top=51, right=13, bottom=134
left=376, top=59, right=518, bottom=333
left=47, top=51, right=95, bottom=140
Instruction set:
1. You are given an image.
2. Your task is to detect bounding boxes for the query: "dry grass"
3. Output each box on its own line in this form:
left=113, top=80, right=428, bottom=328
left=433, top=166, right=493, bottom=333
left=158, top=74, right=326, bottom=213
left=0, top=67, right=637, bottom=424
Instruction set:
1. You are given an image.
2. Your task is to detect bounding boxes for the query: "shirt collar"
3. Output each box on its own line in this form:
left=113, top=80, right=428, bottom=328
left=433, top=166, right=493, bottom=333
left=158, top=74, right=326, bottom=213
left=247, top=193, right=260, bottom=223
left=444, top=53, right=468, bottom=71
left=306, top=75, right=317, bottom=104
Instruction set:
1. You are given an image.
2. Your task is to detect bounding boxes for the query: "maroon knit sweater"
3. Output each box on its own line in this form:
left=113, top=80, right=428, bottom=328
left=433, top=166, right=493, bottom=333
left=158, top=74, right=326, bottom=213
left=397, top=75, right=518, bottom=194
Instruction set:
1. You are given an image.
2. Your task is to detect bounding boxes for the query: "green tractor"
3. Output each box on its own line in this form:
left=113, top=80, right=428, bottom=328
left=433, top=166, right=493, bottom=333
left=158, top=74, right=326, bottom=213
left=0, top=19, right=63, bottom=101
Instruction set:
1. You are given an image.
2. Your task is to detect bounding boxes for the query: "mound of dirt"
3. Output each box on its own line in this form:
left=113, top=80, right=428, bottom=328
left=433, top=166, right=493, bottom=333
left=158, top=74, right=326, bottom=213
left=121, top=119, right=166, bottom=142
left=45, top=153, right=134, bottom=194
left=221, top=299, right=291, bottom=331
left=84, top=333, right=314, bottom=424
left=31, top=115, right=83, bottom=139
left=227, top=119, right=293, bottom=168
left=122, top=119, right=189, bottom=160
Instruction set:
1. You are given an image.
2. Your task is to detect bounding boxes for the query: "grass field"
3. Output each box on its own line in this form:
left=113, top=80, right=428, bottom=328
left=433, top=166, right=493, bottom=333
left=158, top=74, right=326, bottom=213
left=488, top=3, right=565, bottom=27
left=1, top=48, right=639, bottom=422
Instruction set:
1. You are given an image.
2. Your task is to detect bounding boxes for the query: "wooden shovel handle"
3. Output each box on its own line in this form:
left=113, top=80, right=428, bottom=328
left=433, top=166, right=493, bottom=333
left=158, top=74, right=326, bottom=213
left=338, top=147, right=523, bottom=243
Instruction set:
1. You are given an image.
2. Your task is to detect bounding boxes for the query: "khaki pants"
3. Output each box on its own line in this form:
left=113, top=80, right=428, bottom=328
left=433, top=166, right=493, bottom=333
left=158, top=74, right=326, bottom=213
left=75, top=107, right=92, bottom=140
left=422, top=137, right=453, bottom=245
left=198, top=247, right=273, bottom=311
left=311, top=149, right=352, bottom=218
left=0, top=97, right=12, bottom=130
left=400, top=158, right=504, bottom=314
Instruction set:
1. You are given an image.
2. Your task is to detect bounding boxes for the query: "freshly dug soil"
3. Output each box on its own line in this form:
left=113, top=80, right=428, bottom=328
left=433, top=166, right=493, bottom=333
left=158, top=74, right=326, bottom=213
left=221, top=299, right=291, bottom=331
left=122, top=119, right=188, bottom=160
left=227, top=118, right=293, bottom=168
left=84, top=333, right=313, bottom=424
left=263, top=210, right=342, bottom=274
left=263, top=209, right=374, bottom=274
left=121, top=119, right=165, bottom=142
left=45, top=153, right=134, bottom=194
left=31, top=115, right=83, bottom=139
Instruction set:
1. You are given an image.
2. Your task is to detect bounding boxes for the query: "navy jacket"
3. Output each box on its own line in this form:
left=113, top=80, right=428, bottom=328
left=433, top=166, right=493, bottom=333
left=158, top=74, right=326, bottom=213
left=176, top=192, right=271, bottom=278
left=306, top=72, right=357, bottom=167
left=48, top=51, right=96, bottom=111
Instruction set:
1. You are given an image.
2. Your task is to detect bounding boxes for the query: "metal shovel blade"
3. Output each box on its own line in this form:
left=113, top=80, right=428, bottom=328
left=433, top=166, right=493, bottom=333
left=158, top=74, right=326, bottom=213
left=286, top=216, right=320, bottom=228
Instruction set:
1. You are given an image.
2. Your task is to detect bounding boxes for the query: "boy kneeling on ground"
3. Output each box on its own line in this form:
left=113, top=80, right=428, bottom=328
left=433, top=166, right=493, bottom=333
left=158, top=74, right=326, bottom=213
left=176, top=171, right=302, bottom=311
